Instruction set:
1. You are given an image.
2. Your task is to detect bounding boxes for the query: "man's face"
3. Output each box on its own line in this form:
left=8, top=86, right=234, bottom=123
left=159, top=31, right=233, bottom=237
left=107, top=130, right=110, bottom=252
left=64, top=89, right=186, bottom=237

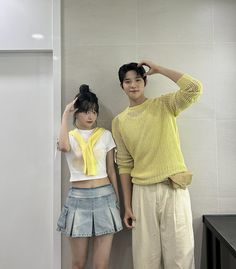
left=121, top=70, right=145, bottom=103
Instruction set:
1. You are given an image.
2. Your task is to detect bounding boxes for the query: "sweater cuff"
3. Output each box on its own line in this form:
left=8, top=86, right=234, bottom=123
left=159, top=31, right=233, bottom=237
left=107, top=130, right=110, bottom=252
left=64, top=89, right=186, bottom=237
left=177, top=74, right=203, bottom=93
left=119, top=167, right=132, bottom=174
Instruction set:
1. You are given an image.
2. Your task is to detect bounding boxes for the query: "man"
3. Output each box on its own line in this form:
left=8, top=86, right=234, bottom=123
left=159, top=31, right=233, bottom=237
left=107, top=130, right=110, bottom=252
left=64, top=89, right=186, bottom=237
left=112, top=60, right=202, bottom=269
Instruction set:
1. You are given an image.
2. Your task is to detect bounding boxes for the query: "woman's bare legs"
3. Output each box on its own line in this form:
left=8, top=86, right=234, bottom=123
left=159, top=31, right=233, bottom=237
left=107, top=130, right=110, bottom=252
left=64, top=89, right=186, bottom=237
left=92, top=234, right=114, bottom=269
left=69, top=237, right=89, bottom=269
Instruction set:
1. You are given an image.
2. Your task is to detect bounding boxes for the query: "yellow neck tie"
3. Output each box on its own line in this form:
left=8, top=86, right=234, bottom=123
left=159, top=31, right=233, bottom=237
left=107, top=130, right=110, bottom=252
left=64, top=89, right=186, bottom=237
left=69, top=128, right=105, bottom=176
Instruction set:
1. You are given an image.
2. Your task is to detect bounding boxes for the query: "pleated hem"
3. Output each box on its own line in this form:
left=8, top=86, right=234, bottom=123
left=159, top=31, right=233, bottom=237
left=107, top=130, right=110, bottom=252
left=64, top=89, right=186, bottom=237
left=57, top=226, right=123, bottom=238
left=56, top=204, right=123, bottom=238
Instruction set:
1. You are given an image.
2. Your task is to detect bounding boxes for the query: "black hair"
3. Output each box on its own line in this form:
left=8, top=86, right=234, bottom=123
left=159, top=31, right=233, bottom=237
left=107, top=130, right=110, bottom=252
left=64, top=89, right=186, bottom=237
left=73, top=84, right=99, bottom=126
left=118, top=62, right=147, bottom=87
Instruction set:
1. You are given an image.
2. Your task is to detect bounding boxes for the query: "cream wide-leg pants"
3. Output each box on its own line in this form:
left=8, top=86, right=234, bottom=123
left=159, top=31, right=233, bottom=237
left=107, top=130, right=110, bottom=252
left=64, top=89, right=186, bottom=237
left=132, top=181, right=195, bottom=269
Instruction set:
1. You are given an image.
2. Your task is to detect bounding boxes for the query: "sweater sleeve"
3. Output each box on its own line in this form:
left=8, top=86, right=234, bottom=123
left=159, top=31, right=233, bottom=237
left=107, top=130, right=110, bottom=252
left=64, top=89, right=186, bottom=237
left=112, top=117, right=134, bottom=175
left=160, top=74, right=203, bottom=116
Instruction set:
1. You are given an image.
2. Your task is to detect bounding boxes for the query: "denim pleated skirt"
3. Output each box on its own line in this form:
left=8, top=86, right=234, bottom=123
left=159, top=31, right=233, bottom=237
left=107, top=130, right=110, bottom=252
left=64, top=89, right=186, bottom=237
left=57, top=184, right=123, bottom=237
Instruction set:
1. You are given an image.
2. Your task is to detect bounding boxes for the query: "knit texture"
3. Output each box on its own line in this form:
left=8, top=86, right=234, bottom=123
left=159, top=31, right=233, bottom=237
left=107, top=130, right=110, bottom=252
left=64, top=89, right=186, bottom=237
left=69, top=127, right=105, bottom=176
left=112, top=74, right=202, bottom=185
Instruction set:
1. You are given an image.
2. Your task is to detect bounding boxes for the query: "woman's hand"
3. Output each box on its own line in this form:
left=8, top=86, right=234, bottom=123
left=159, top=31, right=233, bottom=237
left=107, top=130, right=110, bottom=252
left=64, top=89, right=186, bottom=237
left=64, top=97, right=78, bottom=115
left=138, top=60, right=160, bottom=76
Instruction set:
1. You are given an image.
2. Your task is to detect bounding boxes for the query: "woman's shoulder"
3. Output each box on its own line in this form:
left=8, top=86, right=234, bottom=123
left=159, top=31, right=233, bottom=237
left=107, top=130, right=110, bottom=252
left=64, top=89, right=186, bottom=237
left=100, top=128, right=112, bottom=137
left=97, top=129, right=115, bottom=148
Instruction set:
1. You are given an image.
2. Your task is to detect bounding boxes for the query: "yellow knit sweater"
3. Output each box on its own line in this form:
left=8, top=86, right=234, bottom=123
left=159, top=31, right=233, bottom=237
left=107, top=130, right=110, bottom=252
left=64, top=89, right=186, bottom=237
left=112, top=74, right=202, bottom=185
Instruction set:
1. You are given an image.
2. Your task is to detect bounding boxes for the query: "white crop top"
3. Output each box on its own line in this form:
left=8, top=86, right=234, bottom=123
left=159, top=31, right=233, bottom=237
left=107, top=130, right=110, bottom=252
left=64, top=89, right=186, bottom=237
left=65, top=129, right=116, bottom=182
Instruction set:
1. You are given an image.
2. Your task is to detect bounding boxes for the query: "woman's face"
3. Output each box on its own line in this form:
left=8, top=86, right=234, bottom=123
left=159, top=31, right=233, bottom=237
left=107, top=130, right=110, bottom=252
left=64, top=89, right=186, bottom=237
left=75, top=110, right=98, bottom=130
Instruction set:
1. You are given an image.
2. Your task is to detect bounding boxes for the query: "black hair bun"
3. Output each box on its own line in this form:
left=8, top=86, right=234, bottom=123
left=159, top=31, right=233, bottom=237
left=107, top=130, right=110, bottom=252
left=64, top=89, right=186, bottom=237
left=79, top=84, right=90, bottom=94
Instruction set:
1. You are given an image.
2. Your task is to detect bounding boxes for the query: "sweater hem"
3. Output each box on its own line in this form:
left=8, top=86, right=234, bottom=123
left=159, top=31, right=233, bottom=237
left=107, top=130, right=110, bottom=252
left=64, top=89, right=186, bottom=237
left=131, top=167, right=188, bottom=185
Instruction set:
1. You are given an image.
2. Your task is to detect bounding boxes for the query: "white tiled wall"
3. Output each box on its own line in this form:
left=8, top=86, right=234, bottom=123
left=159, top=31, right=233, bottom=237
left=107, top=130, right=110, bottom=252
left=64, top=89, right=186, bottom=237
left=62, top=0, right=236, bottom=268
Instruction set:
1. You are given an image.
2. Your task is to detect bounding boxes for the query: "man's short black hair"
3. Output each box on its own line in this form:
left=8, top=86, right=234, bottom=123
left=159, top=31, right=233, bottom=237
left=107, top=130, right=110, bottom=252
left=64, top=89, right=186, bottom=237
left=118, top=62, right=147, bottom=87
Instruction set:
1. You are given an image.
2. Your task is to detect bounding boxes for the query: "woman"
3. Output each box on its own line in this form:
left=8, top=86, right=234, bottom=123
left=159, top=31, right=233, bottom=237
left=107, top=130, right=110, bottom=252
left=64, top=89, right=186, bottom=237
left=57, top=84, right=122, bottom=269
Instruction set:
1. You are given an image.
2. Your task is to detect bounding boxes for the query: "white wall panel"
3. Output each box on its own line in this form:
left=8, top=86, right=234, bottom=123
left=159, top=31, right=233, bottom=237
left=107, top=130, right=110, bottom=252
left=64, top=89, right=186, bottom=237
left=0, top=52, right=53, bottom=269
left=0, top=0, right=52, bottom=50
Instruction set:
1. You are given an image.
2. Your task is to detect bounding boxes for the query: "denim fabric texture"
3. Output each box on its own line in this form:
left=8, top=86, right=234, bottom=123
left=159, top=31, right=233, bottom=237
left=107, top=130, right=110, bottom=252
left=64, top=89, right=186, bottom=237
left=57, top=184, right=123, bottom=237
